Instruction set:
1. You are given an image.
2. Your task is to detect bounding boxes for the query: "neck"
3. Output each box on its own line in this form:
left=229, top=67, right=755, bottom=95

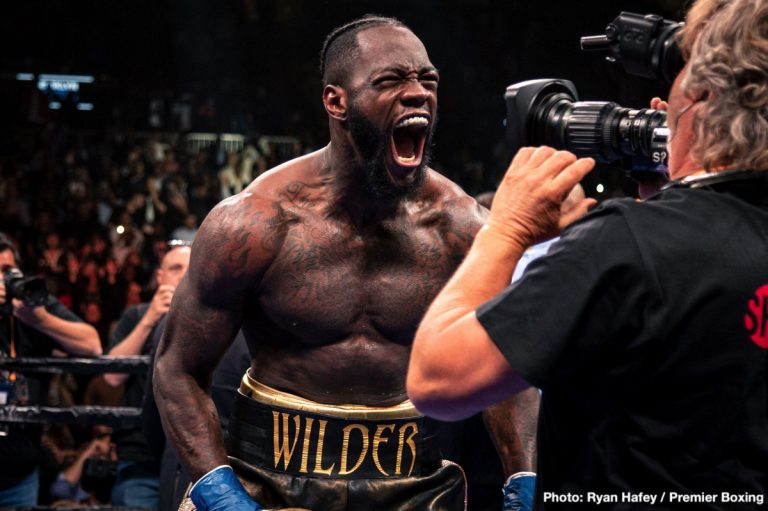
left=320, top=143, right=401, bottom=227
left=668, top=151, right=705, bottom=181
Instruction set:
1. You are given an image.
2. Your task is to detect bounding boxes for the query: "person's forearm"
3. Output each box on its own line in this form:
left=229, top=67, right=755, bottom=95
left=483, top=388, right=540, bottom=476
left=60, top=449, right=91, bottom=484
left=154, top=355, right=228, bottom=481
left=30, top=311, right=102, bottom=356
left=408, top=225, right=528, bottom=419
left=410, top=148, right=595, bottom=420
left=104, top=319, right=154, bottom=386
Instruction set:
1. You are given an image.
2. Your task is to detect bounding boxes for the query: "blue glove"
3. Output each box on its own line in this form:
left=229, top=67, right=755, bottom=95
left=502, top=472, right=536, bottom=511
left=190, top=465, right=263, bottom=511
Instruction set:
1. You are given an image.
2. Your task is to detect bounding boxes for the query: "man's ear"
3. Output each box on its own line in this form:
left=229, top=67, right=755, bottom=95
left=323, top=84, right=348, bottom=121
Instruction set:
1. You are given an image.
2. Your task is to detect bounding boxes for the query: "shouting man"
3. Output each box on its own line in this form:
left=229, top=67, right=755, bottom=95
left=155, top=15, right=537, bottom=511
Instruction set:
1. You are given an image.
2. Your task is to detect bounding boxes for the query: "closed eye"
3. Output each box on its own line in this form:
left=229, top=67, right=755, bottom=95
left=374, top=75, right=402, bottom=87
left=421, top=72, right=439, bottom=83
left=420, top=73, right=439, bottom=90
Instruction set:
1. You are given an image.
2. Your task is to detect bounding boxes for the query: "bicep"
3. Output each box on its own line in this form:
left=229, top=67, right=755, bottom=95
left=159, top=278, right=245, bottom=381
left=449, top=310, right=527, bottom=405
left=410, top=309, right=526, bottom=420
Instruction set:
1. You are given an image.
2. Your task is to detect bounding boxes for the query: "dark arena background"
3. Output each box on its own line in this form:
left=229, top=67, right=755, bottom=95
left=0, top=1, right=685, bottom=509
left=1, top=0, right=686, bottom=201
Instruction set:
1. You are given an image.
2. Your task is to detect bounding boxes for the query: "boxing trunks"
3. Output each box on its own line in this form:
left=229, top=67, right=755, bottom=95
left=221, top=370, right=467, bottom=511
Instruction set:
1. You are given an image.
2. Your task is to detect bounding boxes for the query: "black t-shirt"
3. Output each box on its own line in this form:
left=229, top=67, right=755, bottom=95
left=108, top=302, right=158, bottom=466
left=477, top=186, right=768, bottom=510
left=0, top=295, right=84, bottom=488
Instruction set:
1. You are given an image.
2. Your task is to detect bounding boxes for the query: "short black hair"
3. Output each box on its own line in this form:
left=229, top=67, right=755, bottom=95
left=320, top=14, right=409, bottom=86
left=0, top=233, right=22, bottom=267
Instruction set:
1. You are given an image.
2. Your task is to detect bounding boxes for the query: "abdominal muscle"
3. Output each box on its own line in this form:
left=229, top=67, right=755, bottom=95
left=245, top=332, right=414, bottom=407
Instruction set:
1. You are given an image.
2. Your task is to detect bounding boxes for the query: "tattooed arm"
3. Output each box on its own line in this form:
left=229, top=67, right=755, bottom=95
left=153, top=193, right=281, bottom=481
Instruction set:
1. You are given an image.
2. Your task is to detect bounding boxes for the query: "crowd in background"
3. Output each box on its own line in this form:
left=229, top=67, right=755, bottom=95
left=0, top=124, right=303, bottom=347
left=0, top=123, right=303, bottom=506
left=0, top=116, right=517, bottom=507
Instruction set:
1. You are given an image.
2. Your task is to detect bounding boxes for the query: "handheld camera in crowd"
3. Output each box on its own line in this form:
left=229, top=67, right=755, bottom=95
left=504, top=12, right=684, bottom=181
left=1, top=266, right=48, bottom=314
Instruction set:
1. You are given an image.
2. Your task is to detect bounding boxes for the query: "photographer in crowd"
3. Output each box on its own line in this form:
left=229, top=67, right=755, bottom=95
left=408, top=0, right=768, bottom=508
left=103, top=240, right=192, bottom=510
left=0, top=232, right=102, bottom=507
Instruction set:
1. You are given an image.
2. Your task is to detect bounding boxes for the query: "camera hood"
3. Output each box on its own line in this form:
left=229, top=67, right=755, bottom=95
left=504, top=79, right=579, bottom=155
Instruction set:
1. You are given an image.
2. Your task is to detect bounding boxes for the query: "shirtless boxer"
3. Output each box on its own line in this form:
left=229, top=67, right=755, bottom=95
left=154, top=15, right=537, bottom=511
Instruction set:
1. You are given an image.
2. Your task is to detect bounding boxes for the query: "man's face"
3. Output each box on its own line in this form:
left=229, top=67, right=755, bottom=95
left=343, top=25, right=439, bottom=199
left=156, top=246, right=191, bottom=287
left=0, top=250, right=17, bottom=280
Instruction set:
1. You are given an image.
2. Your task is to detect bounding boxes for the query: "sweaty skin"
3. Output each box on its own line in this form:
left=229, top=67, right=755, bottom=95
left=154, top=24, right=535, bottom=482
left=155, top=150, right=484, bottom=479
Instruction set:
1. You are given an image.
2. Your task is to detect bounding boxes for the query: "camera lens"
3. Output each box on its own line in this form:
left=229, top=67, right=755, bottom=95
left=4, top=270, right=48, bottom=308
left=505, top=79, right=668, bottom=169
left=551, top=101, right=668, bottom=163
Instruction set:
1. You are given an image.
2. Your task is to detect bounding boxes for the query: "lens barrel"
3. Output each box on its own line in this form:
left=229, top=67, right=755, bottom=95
left=505, top=79, right=668, bottom=168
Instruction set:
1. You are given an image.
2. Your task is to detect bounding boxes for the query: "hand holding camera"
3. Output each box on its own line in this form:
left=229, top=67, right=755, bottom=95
left=488, top=147, right=596, bottom=249
left=0, top=266, right=48, bottom=320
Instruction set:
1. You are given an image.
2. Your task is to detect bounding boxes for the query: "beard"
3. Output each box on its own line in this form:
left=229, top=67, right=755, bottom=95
left=346, top=99, right=434, bottom=202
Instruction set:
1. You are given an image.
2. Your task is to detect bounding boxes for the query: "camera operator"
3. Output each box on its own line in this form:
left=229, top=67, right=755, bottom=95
left=408, top=0, right=768, bottom=508
left=0, top=232, right=102, bottom=507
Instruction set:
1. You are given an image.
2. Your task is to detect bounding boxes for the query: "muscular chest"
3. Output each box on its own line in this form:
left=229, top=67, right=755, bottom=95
left=257, top=216, right=460, bottom=341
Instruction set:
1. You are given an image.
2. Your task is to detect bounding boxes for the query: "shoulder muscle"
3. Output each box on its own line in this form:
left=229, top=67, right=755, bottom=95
left=188, top=192, right=285, bottom=304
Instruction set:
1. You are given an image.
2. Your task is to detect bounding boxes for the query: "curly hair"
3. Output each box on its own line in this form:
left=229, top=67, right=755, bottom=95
left=679, top=0, right=768, bottom=171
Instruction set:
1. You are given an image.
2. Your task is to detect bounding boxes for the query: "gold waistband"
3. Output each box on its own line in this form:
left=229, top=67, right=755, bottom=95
left=239, top=370, right=422, bottom=420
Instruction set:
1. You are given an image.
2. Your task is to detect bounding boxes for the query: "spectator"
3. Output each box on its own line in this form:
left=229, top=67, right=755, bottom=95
left=218, top=151, right=249, bottom=198
left=0, top=233, right=101, bottom=508
left=169, top=213, right=198, bottom=243
left=103, top=241, right=192, bottom=510
left=49, top=432, right=114, bottom=505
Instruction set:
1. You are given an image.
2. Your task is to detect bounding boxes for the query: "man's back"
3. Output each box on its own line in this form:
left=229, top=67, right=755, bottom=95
left=511, top=184, right=768, bottom=504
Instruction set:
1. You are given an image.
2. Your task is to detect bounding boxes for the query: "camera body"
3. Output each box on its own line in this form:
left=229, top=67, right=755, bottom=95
left=83, top=456, right=117, bottom=480
left=82, top=456, right=117, bottom=502
left=581, top=12, right=684, bottom=84
left=1, top=266, right=48, bottom=314
left=503, top=12, right=683, bottom=181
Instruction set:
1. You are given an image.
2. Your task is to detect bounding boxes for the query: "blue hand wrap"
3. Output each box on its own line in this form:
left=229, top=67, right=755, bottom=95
left=189, top=465, right=263, bottom=511
left=502, top=472, right=536, bottom=511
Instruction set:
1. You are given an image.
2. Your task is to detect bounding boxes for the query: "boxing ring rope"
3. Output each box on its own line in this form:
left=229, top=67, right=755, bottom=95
left=0, top=405, right=142, bottom=427
left=0, top=355, right=151, bottom=428
left=0, top=356, right=150, bottom=375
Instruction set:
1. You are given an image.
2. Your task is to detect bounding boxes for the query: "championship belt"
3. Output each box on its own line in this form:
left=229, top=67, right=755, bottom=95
left=229, top=371, right=443, bottom=480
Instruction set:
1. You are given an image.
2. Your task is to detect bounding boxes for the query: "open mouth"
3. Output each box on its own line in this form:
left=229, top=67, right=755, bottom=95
left=389, top=115, right=429, bottom=176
